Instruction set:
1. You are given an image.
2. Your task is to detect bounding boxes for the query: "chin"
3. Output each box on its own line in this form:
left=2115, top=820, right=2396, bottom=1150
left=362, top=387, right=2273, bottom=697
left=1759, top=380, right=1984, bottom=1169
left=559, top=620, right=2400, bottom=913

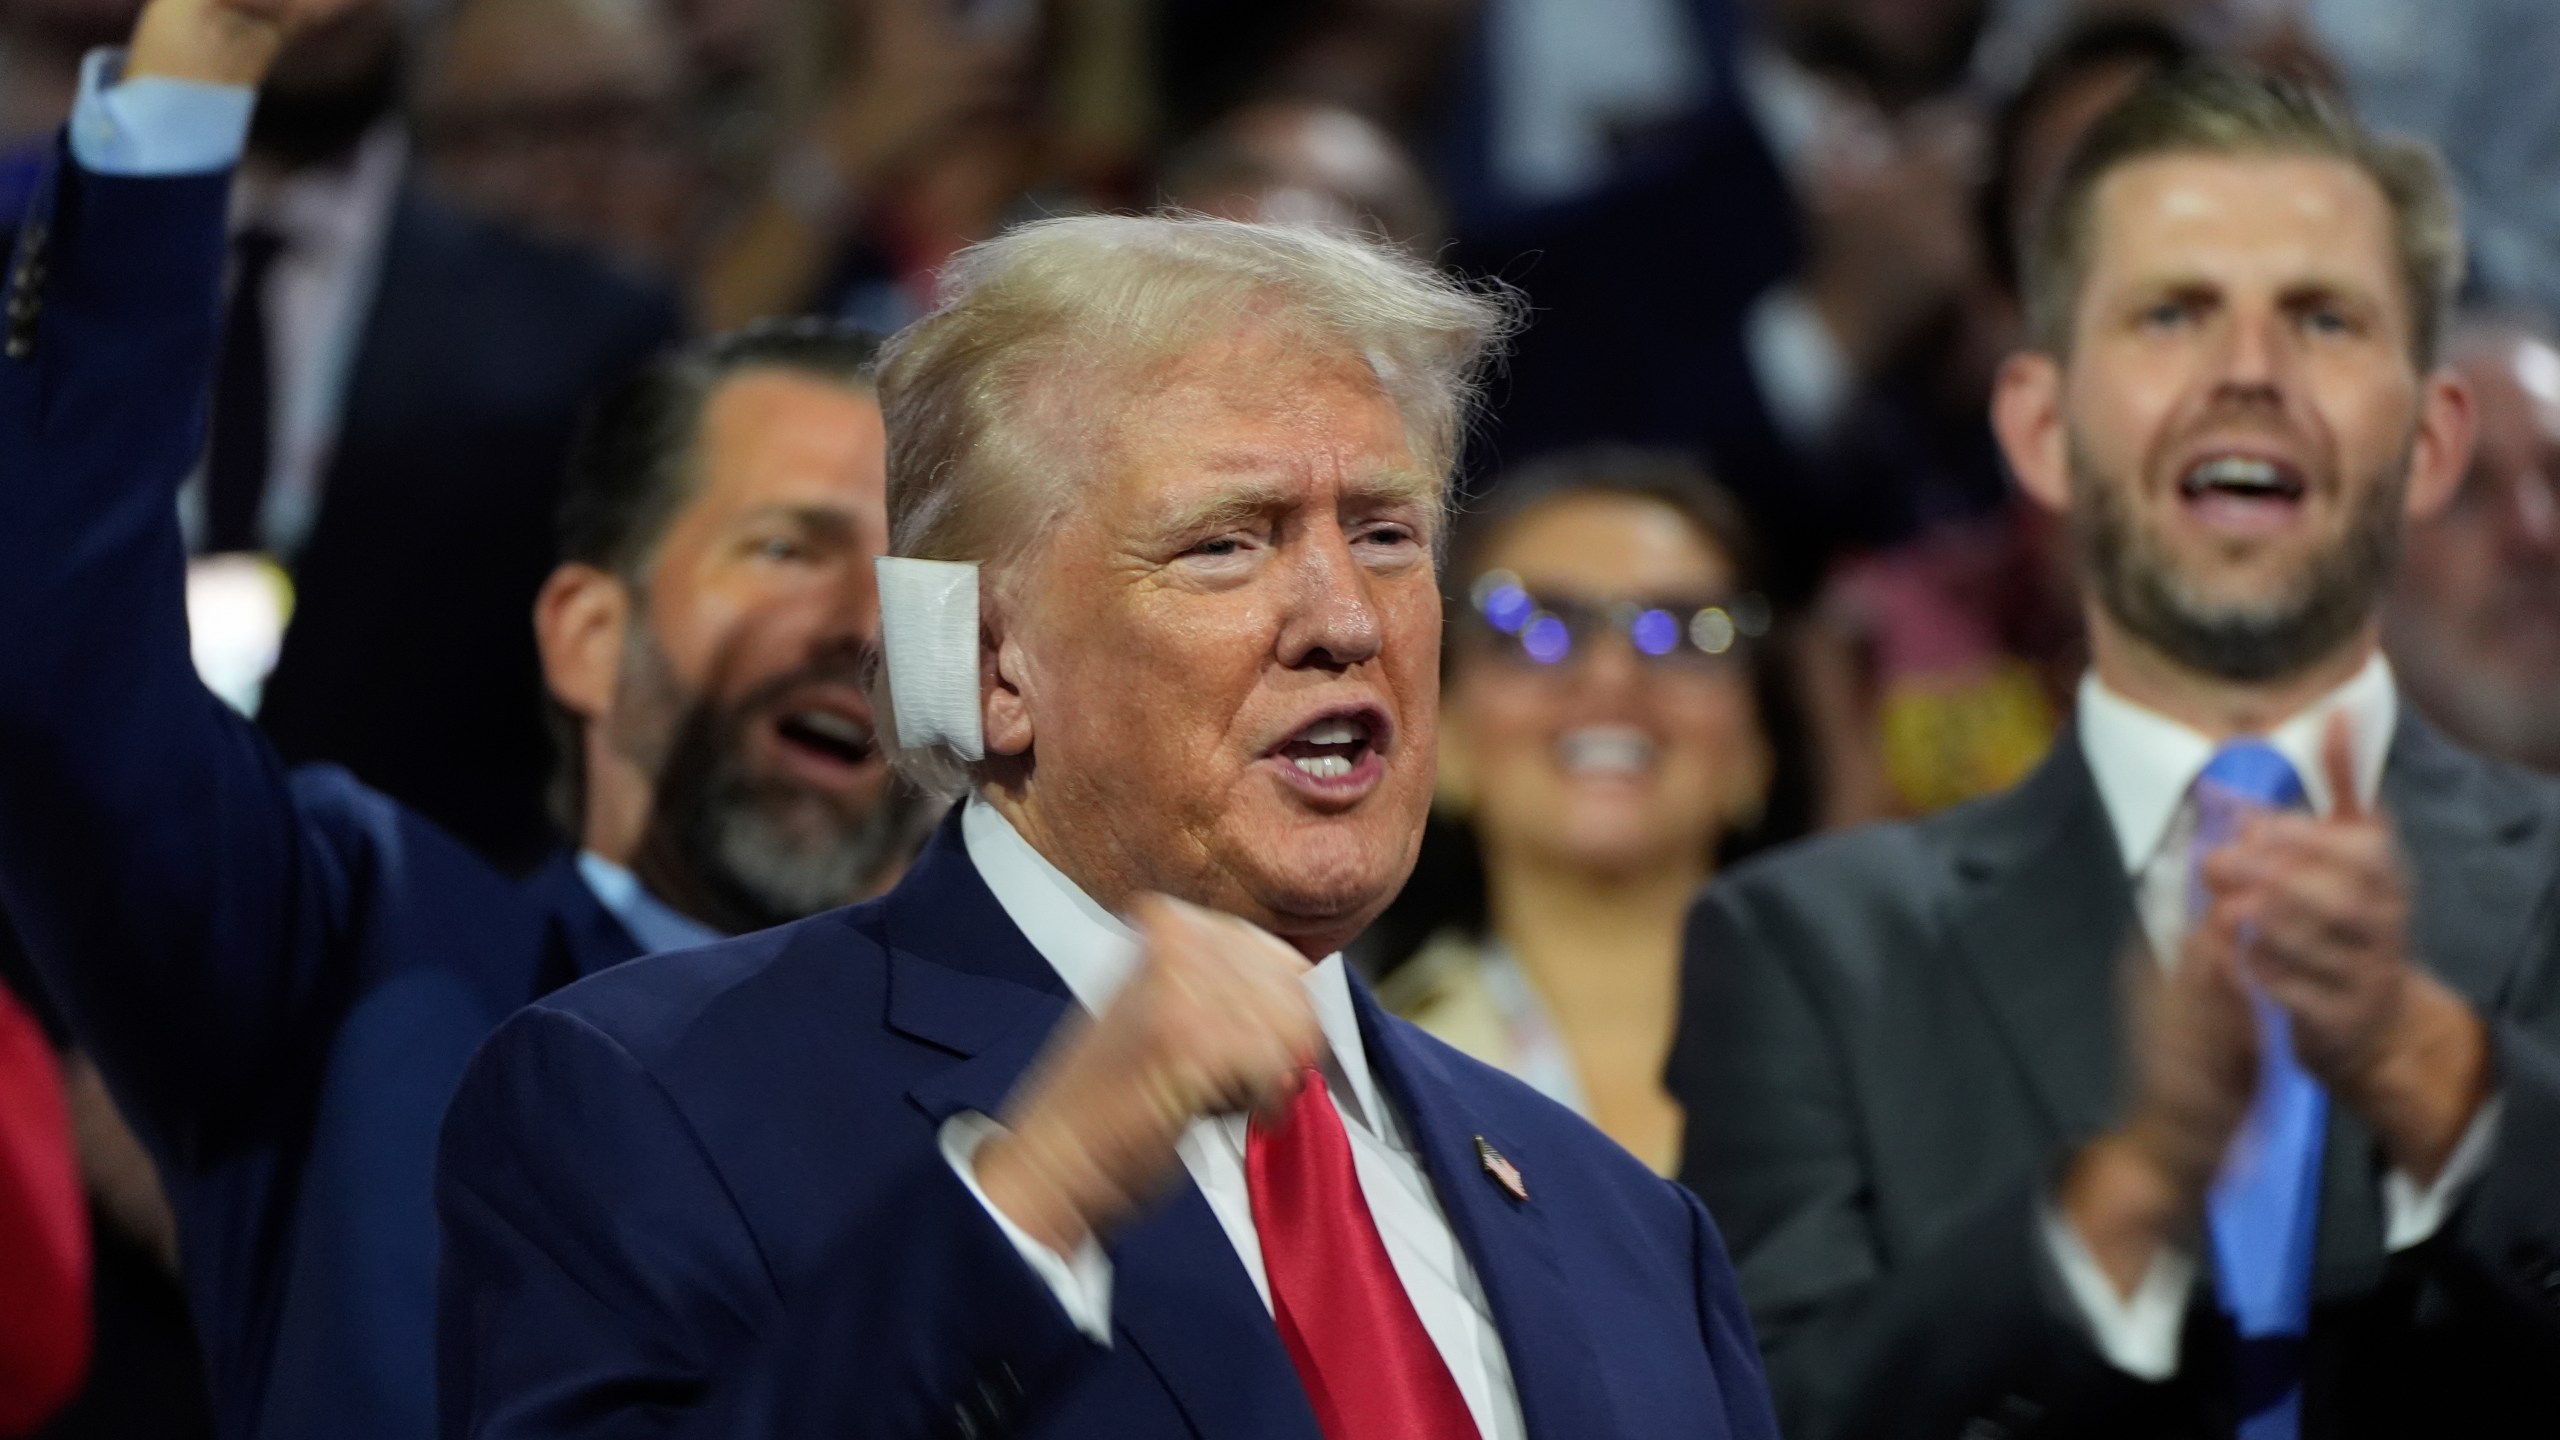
left=1228, top=813, right=1418, bottom=946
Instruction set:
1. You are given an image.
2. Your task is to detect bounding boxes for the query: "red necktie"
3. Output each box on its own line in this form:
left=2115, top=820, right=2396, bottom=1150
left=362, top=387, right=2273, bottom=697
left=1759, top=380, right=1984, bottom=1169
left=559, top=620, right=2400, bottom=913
left=0, top=986, right=89, bottom=1432
left=1246, top=1069, right=1480, bottom=1440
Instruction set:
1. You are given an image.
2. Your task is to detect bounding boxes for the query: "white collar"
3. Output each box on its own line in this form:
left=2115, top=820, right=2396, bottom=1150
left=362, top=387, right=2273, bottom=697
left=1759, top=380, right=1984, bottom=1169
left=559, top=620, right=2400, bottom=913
left=2076, top=651, right=2398, bottom=875
left=958, top=797, right=1387, bottom=1135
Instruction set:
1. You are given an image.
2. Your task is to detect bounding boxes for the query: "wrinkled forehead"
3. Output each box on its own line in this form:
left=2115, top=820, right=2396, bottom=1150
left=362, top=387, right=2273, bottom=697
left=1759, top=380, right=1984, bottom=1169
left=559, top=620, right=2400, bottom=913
left=1048, top=330, right=1446, bottom=534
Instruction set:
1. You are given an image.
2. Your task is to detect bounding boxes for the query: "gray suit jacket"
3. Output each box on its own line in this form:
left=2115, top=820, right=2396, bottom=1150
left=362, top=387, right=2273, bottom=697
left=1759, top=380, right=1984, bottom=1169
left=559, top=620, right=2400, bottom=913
left=1670, top=711, right=2560, bottom=1440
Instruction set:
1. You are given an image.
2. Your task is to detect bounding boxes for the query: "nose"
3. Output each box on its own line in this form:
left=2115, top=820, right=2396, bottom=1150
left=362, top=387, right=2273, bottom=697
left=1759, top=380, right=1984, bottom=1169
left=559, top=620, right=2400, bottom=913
left=1275, top=524, right=1384, bottom=672
left=2212, top=306, right=2289, bottom=402
left=1575, top=628, right=1646, bottom=697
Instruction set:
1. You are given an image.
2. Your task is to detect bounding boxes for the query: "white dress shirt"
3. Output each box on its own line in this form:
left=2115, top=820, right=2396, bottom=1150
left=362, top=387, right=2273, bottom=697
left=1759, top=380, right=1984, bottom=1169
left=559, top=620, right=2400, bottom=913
left=941, top=798, right=1527, bottom=1440
left=2044, top=653, right=2503, bottom=1379
left=191, top=122, right=406, bottom=560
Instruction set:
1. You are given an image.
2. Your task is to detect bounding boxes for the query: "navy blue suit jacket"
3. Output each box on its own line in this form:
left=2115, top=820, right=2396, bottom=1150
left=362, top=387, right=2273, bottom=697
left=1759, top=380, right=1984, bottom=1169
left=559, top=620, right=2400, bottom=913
left=436, top=812, right=1782, bottom=1439
left=0, top=150, right=641, bottom=1440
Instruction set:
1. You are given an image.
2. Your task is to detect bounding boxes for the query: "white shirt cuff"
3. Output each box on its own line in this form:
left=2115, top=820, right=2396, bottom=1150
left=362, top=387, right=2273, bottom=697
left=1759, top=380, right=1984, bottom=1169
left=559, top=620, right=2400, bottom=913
left=2038, top=1198, right=2196, bottom=1381
left=68, top=48, right=256, bottom=177
left=2382, top=1092, right=2502, bottom=1252
left=1744, top=285, right=1853, bottom=444
left=940, top=1111, right=1115, bottom=1345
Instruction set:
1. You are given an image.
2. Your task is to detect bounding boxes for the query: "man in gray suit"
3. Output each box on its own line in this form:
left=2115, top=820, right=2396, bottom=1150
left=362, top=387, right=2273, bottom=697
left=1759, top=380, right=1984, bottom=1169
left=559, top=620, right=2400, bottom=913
left=1671, top=61, right=2560, bottom=1440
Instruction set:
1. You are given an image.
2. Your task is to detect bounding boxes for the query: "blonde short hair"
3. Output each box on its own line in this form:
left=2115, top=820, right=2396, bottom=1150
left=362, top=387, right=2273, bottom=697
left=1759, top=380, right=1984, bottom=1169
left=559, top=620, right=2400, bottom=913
left=2026, top=59, right=2464, bottom=367
left=873, top=212, right=1517, bottom=793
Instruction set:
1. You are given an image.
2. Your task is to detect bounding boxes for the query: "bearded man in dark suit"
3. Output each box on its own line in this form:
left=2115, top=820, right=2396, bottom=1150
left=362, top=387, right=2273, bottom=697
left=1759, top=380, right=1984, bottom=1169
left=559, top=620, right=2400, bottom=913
left=1672, top=62, right=2560, bottom=1440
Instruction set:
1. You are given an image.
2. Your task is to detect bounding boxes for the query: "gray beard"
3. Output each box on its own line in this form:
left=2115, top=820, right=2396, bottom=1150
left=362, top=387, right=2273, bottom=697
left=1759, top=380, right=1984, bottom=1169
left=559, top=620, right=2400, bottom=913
left=609, top=627, right=918, bottom=933
left=674, top=753, right=914, bottom=928
left=2067, top=438, right=2408, bottom=684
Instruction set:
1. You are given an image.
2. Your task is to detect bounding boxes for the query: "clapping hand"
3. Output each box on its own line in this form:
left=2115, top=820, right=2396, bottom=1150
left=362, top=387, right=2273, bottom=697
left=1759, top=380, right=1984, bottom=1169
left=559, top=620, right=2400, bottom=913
left=2196, top=717, right=2493, bottom=1182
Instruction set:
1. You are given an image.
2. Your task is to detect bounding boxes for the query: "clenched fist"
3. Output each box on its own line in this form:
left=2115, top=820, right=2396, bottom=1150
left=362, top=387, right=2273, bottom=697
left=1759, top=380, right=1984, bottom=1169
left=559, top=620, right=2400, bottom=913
left=129, top=0, right=374, bottom=87
left=973, top=895, right=1323, bottom=1256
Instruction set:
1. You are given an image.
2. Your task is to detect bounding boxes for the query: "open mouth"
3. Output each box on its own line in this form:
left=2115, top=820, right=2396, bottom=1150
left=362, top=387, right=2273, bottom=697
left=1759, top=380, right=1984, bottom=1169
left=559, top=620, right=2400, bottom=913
left=1277, top=714, right=1375, bottom=779
left=770, top=702, right=878, bottom=778
left=1265, top=705, right=1390, bottom=796
left=1557, top=725, right=1655, bottom=779
left=2178, top=453, right=2308, bottom=530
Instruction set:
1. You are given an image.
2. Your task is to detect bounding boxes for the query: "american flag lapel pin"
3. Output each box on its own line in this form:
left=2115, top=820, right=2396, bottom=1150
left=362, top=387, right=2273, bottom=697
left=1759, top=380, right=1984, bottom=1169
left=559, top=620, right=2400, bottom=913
left=1475, top=1136, right=1528, bottom=1202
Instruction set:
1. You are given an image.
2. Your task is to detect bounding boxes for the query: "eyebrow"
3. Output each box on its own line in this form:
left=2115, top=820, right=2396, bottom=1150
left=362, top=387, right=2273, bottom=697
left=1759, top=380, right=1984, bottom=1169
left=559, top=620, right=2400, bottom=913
left=1152, top=464, right=1443, bottom=538
left=732, top=504, right=861, bottom=538
left=2122, top=268, right=2390, bottom=307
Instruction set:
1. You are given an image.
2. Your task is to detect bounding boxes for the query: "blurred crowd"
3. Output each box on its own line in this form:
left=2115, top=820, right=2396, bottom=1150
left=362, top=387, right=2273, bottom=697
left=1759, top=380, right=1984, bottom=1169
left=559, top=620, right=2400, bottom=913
left=0, top=0, right=2556, bottom=1434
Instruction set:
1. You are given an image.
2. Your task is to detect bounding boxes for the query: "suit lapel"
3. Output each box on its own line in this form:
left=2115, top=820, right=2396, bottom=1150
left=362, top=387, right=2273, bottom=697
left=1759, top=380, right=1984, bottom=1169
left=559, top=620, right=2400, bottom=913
left=1356, top=981, right=1622, bottom=1440
left=1110, top=1191, right=1322, bottom=1440
left=523, top=852, right=641, bottom=995
left=1941, top=737, right=2140, bottom=1144
left=2312, top=712, right=2552, bottom=1296
left=878, top=811, right=1320, bottom=1440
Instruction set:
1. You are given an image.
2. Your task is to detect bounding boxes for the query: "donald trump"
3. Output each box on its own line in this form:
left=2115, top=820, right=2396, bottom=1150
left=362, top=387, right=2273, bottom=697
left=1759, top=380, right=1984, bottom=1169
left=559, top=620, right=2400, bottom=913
left=435, top=215, right=1780, bottom=1440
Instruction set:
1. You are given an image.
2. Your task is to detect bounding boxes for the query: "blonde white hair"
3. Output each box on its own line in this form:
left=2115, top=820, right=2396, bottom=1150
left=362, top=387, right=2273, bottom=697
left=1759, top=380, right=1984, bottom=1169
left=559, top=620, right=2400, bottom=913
left=869, top=212, right=1517, bottom=795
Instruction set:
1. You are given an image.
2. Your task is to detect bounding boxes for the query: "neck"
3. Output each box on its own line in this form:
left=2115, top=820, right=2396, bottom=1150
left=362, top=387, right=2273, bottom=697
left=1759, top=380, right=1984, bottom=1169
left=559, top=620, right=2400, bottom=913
left=2085, top=609, right=2379, bottom=741
left=1480, top=838, right=1706, bottom=1024
left=581, top=742, right=652, bottom=870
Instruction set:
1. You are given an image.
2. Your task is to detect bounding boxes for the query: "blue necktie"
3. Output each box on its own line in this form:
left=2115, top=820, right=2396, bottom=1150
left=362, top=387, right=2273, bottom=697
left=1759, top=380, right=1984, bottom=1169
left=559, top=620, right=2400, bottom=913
left=2190, top=742, right=2323, bottom=1440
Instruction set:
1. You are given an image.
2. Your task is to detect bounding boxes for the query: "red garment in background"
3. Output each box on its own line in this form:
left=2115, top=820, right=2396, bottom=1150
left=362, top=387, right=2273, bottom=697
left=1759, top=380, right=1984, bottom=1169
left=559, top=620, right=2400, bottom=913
left=0, top=985, right=87, bottom=1435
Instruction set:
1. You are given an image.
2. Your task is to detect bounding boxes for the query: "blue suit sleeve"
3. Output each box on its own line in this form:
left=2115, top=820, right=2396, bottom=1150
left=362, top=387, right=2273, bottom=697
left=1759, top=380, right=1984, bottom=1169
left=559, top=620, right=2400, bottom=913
left=0, top=145, right=362, bottom=1167
left=435, top=1005, right=1105, bottom=1439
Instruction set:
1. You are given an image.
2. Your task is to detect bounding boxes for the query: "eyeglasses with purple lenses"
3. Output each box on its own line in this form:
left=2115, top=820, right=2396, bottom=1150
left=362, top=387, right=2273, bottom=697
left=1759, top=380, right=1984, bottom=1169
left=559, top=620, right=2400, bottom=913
left=1465, top=570, right=1770, bottom=670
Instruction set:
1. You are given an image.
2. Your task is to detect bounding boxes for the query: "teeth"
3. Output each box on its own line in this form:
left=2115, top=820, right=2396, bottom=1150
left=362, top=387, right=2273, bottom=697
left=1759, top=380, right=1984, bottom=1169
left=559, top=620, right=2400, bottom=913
left=792, top=710, right=868, bottom=745
left=1291, top=754, right=1354, bottom=779
left=2187, top=456, right=2287, bottom=493
left=1559, top=726, right=1653, bottom=776
left=1302, top=719, right=1363, bottom=745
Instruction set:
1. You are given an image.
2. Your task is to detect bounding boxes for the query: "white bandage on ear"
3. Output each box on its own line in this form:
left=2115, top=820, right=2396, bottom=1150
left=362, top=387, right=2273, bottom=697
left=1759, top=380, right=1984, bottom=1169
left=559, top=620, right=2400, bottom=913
left=875, top=556, right=985, bottom=762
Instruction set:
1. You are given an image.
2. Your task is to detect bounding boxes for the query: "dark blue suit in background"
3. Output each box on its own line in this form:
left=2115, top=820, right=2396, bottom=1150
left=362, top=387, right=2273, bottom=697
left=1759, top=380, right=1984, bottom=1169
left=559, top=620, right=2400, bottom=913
left=0, top=149, right=641, bottom=1440
left=435, top=813, right=1781, bottom=1440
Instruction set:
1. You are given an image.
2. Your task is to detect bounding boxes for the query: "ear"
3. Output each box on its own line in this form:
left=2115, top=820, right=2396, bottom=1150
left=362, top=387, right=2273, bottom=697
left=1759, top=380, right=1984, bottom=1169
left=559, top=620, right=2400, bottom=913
left=534, top=563, right=631, bottom=723
left=2402, top=364, right=2477, bottom=524
left=981, top=615, right=1035, bottom=759
left=1993, top=350, right=2072, bottom=516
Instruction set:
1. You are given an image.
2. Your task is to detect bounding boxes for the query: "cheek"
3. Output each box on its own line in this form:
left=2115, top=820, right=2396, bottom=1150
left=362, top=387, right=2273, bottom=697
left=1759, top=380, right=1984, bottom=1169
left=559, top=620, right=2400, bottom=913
left=1658, top=683, right=1762, bottom=795
left=2324, top=369, right=2420, bottom=473
left=1450, top=673, right=1557, bottom=768
left=1033, top=602, right=1258, bottom=774
left=2071, top=353, right=2182, bottom=470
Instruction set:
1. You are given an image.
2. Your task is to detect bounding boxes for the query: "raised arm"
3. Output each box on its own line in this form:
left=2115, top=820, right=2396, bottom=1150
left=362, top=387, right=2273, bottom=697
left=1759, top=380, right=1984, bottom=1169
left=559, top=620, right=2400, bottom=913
left=0, top=0, right=383, bottom=1163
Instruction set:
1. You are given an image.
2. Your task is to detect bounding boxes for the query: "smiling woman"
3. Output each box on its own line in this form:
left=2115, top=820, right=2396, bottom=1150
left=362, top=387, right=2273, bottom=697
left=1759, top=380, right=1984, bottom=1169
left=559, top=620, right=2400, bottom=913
left=1376, top=448, right=1791, bottom=1175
